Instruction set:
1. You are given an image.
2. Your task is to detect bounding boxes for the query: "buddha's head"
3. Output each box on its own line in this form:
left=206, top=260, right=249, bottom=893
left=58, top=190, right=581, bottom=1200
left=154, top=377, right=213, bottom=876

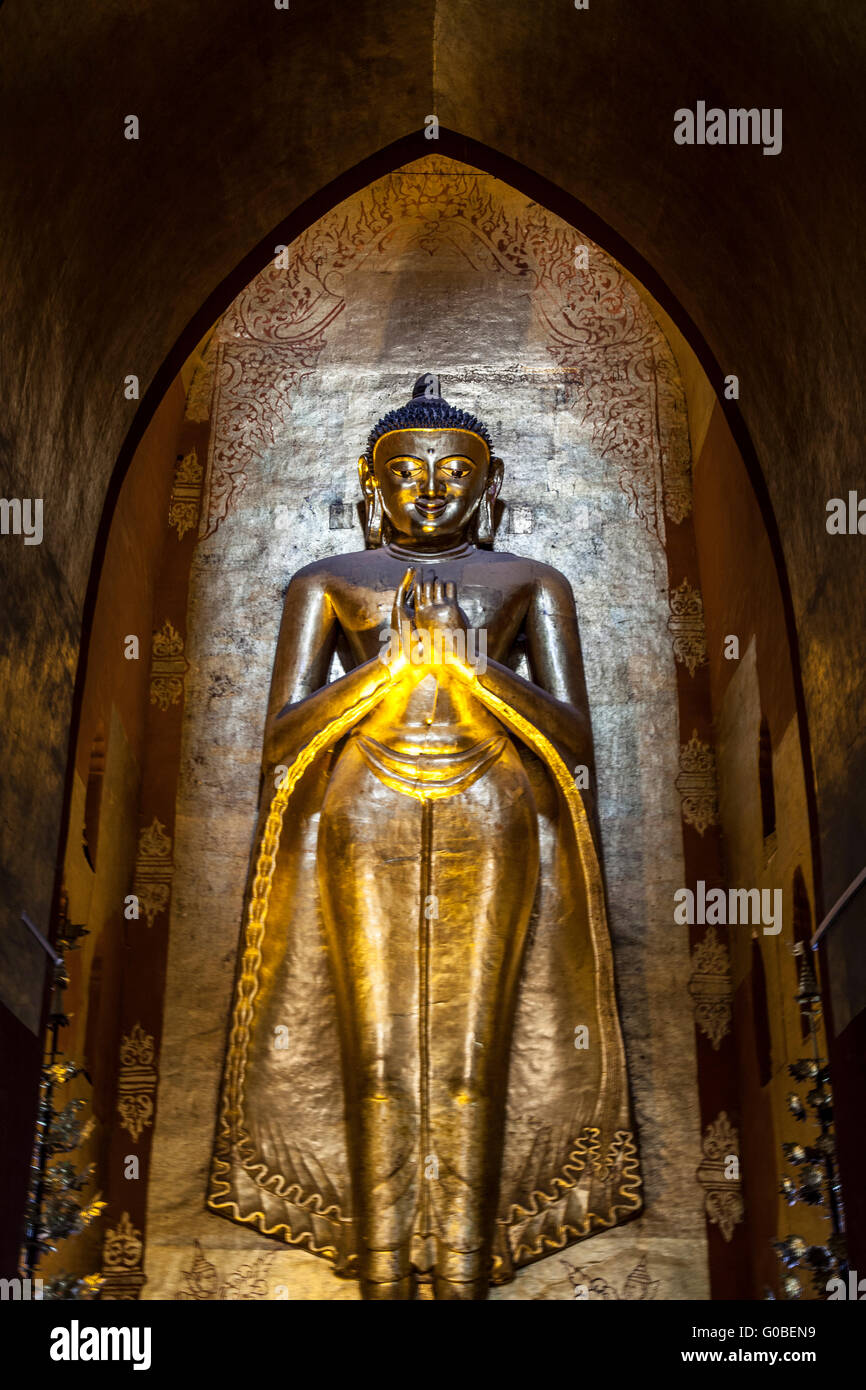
left=359, top=375, right=503, bottom=548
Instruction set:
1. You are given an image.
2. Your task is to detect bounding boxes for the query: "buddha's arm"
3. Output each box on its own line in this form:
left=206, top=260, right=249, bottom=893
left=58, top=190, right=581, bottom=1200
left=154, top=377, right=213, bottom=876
left=470, top=568, right=595, bottom=775
left=262, top=568, right=408, bottom=773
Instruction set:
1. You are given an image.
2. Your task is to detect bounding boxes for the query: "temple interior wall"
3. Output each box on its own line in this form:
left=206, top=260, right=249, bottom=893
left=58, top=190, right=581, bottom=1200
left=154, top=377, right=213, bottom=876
left=0, top=383, right=184, bottom=1277
left=693, top=402, right=824, bottom=1298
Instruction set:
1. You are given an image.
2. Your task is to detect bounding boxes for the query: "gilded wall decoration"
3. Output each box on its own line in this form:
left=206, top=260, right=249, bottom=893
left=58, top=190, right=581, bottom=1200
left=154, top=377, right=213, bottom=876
left=149, top=619, right=188, bottom=710
left=116, top=1023, right=158, bottom=1142
left=696, top=1112, right=744, bottom=1242
left=676, top=730, right=720, bottom=835
left=132, top=818, right=174, bottom=928
left=168, top=449, right=203, bottom=540
left=688, top=927, right=732, bottom=1050
left=668, top=578, right=708, bottom=677
left=100, top=1212, right=145, bottom=1300
left=200, top=157, right=691, bottom=542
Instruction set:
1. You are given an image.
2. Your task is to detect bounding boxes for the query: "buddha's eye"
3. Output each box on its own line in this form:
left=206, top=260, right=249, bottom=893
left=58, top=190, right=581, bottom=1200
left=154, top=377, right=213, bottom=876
left=389, top=458, right=423, bottom=479
left=440, top=458, right=472, bottom=479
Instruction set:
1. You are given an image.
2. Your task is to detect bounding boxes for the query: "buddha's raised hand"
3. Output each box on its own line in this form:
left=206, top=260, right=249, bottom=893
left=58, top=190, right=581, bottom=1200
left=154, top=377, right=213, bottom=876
left=382, top=569, right=473, bottom=675
left=381, top=566, right=417, bottom=673
left=413, top=572, right=468, bottom=637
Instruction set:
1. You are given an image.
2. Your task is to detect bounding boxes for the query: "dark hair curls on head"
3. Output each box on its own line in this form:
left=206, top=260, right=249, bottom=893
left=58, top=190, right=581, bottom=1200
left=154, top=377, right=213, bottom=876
left=364, top=374, right=494, bottom=464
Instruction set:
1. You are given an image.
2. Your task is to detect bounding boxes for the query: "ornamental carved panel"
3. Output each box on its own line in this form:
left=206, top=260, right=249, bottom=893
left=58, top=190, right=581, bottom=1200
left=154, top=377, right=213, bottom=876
left=200, top=156, right=691, bottom=543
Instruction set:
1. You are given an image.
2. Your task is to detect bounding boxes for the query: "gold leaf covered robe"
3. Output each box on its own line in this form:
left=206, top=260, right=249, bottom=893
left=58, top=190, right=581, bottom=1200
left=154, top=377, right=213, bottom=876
left=208, top=670, right=641, bottom=1283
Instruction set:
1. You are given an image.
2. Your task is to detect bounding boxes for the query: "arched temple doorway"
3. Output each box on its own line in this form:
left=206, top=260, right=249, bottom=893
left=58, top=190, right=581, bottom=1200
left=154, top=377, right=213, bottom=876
left=38, top=151, right=829, bottom=1301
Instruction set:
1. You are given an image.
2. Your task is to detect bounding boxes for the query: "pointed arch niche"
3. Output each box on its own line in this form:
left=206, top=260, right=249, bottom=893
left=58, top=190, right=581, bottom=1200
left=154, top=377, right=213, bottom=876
left=57, top=154, right=822, bottom=1302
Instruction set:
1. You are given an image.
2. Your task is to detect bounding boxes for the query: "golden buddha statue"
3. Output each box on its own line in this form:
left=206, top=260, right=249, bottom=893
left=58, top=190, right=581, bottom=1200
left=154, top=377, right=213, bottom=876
left=208, top=375, right=641, bottom=1299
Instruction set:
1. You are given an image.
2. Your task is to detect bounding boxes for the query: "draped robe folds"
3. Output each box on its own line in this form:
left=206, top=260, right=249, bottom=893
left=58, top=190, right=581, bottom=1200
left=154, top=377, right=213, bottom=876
left=208, top=659, right=642, bottom=1284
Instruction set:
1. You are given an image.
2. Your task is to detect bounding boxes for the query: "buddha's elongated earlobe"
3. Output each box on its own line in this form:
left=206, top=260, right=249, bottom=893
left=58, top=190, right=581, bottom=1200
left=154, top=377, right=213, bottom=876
left=475, top=491, right=494, bottom=545
left=475, top=456, right=504, bottom=547
left=358, top=454, right=384, bottom=548
left=366, top=487, right=384, bottom=547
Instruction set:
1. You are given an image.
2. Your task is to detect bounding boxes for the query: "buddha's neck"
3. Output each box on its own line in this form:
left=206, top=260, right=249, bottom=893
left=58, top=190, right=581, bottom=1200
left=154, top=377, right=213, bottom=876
left=384, top=537, right=475, bottom=561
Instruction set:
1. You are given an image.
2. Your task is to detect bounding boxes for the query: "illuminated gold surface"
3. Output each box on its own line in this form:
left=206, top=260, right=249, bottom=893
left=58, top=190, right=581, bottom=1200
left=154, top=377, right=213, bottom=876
left=208, top=414, right=641, bottom=1299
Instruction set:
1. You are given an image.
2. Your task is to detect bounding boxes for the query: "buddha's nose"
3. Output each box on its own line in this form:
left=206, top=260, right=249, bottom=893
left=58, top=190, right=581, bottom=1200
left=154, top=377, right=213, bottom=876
left=423, top=454, right=445, bottom=495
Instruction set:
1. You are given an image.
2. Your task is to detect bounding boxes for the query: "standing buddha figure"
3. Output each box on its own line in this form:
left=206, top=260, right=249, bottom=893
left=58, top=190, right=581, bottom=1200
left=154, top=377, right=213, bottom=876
left=209, top=375, right=641, bottom=1299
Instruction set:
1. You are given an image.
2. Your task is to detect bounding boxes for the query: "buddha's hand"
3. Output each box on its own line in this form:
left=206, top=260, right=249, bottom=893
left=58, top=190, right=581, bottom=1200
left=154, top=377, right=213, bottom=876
left=380, top=569, right=476, bottom=676
left=413, top=571, right=478, bottom=675
left=380, top=567, right=416, bottom=675
left=414, top=572, right=468, bottom=636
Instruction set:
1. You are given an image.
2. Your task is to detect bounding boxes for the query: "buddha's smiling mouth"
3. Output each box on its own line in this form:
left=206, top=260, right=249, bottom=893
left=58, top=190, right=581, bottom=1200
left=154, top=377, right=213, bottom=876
left=413, top=498, right=448, bottom=518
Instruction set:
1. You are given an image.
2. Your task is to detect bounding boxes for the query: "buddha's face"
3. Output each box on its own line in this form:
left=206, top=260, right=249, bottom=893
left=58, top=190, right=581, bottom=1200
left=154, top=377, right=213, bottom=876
left=371, top=428, right=493, bottom=544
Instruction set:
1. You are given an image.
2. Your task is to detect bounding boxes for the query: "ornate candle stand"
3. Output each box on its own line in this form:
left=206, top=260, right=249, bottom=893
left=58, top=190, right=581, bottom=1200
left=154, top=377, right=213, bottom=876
left=19, top=893, right=104, bottom=1299
left=772, top=948, right=847, bottom=1299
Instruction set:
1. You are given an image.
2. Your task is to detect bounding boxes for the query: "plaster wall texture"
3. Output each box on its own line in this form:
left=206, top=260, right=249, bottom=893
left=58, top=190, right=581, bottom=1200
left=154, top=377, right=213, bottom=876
left=143, top=163, right=709, bottom=1299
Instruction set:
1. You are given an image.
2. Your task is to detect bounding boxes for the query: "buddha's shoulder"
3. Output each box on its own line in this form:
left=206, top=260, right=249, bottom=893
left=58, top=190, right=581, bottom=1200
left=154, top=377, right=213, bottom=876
left=484, top=549, right=575, bottom=598
left=286, top=548, right=382, bottom=590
